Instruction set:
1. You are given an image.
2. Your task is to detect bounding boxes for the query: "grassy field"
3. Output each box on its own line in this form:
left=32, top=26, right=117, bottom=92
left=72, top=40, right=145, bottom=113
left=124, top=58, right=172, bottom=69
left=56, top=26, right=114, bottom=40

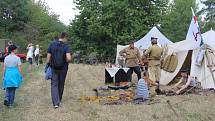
left=0, top=64, right=215, bottom=121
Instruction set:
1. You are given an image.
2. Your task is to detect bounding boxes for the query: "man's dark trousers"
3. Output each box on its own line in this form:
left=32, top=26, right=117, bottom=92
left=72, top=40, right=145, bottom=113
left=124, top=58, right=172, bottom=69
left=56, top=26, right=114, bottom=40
left=127, top=66, right=141, bottom=82
left=51, top=67, right=68, bottom=106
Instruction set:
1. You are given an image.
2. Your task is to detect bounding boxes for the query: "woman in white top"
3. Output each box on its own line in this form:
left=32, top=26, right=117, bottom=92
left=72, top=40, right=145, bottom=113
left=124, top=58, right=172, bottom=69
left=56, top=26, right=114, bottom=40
left=26, top=43, right=34, bottom=65
left=34, top=45, right=40, bottom=66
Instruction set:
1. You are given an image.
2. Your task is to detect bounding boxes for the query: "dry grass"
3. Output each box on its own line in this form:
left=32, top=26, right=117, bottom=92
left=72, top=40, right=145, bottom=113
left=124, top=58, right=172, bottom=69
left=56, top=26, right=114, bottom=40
left=0, top=64, right=215, bottom=121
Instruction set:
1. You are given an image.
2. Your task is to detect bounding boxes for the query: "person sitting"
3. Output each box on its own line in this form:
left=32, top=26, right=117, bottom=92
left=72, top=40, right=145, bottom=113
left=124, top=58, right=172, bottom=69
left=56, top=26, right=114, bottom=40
left=172, top=71, right=198, bottom=95
left=135, top=78, right=149, bottom=101
left=134, top=71, right=160, bottom=101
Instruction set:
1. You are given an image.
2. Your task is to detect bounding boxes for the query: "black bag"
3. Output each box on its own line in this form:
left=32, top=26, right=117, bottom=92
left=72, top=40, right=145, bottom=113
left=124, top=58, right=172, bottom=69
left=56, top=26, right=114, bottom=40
left=50, top=41, right=65, bottom=70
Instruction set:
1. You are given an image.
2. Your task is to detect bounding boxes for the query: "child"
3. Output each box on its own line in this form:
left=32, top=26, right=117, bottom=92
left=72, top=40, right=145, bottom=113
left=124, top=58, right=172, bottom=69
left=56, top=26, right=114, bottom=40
left=135, top=77, right=149, bottom=100
left=2, top=45, right=23, bottom=107
left=135, top=71, right=160, bottom=99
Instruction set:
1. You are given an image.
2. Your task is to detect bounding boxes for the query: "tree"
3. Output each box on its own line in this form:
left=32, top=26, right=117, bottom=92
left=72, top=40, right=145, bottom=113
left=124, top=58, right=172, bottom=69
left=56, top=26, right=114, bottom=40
left=69, top=0, right=169, bottom=61
left=27, top=1, right=65, bottom=39
left=0, top=0, right=66, bottom=53
left=0, top=0, right=29, bottom=32
left=160, top=0, right=196, bottom=42
left=199, top=0, right=215, bottom=32
left=25, top=0, right=66, bottom=51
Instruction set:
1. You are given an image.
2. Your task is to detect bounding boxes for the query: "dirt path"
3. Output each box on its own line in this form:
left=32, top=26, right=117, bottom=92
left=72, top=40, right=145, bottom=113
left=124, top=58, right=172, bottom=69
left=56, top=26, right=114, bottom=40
left=1, top=64, right=215, bottom=121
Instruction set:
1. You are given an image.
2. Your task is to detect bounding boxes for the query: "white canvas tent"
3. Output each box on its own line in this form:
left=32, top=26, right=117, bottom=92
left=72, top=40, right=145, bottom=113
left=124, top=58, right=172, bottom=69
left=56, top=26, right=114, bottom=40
left=116, top=26, right=173, bottom=64
left=134, top=26, right=173, bottom=49
left=160, top=29, right=215, bottom=89
left=115, top=26, right=215, bottom=89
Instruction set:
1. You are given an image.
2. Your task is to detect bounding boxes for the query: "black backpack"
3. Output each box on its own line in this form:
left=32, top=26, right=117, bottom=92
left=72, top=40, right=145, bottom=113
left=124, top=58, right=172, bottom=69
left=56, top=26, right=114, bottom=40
left=50, top=41, right=66, bottom=70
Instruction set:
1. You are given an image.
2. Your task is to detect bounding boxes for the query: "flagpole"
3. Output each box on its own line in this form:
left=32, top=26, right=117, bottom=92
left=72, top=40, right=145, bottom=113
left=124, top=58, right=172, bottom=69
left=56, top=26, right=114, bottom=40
left=191, top=7, right=204, bottom=47
left=191, top=7, right=195, bottom=16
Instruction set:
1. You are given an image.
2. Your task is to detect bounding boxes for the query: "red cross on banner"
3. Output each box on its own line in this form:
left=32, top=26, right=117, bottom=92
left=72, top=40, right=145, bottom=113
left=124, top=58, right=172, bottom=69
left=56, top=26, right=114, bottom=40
left=186, top=8, right=204, bottom=47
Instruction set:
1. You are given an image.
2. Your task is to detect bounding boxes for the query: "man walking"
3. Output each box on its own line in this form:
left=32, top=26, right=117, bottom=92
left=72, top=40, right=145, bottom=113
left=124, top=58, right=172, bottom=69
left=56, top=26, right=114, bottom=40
left=119, top=41, right=142, bottom=82
left=46, top=32, right=72, bottom=108
left=144, top=37, right=163, bottom=83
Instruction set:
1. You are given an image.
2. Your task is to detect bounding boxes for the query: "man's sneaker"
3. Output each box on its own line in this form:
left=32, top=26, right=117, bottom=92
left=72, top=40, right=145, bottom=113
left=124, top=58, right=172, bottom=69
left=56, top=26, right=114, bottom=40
left=54, top=105, right=59, bottom=109
left=4, top=100, right=9, bottom=106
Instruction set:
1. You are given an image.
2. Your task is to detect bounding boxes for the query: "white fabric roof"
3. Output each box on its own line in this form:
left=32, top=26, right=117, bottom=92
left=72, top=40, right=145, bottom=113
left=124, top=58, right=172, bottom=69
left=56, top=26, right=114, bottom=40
left=134, top=26, right=173, bottom=49
left=116, top=26, right=173, bottom=64
left=202, top=29, right=215, bottom=48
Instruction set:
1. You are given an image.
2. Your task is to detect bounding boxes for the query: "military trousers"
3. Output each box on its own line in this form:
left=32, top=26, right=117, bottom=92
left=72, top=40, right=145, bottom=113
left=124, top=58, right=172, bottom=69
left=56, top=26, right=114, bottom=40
left=148, top=65, right=161, bottom=82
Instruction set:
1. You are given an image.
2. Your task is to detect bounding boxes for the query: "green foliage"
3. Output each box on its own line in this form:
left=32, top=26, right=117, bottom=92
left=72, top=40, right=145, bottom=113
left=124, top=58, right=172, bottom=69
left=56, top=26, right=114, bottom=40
left=0, top=0, right=66, bottom=54
left=199, top=0, right=215, bottom=32
left=0, top=0, right=29, bottom=32
left=69, top=0, right=169, bottom=61
left=0, top=0, right=214, bottom=63
left=160, top=0, right=196, bottom=42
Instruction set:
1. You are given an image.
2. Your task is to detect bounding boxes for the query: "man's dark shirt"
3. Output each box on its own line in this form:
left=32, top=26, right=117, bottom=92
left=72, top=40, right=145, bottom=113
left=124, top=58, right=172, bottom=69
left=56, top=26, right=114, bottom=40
left=47, top=40, right=71, bottom=69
